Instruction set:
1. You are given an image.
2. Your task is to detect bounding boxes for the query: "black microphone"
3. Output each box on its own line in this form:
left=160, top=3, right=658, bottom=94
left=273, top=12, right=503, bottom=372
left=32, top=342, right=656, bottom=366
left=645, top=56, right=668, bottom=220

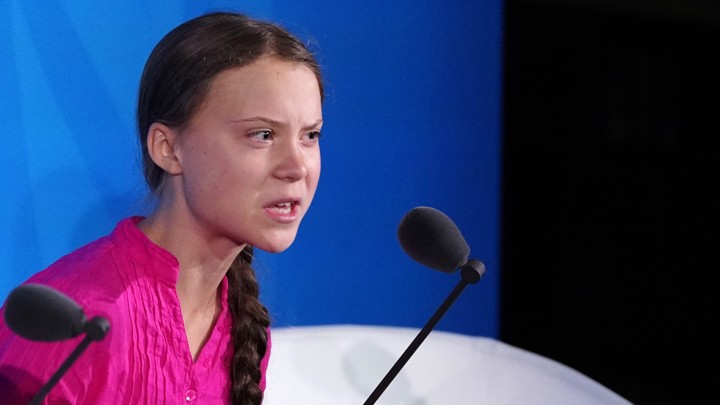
left=3, top=283, right=110, bottom=405
left=4, top=283, right=87, bottom=342
left=365, top=206, right=485, bottom=405
left=397, top=206, right=470, bottom=273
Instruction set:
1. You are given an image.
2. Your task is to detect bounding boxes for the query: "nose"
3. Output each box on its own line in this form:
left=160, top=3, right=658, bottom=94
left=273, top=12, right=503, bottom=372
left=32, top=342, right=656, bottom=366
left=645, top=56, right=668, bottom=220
left=273, top=141, right=308, bottom=182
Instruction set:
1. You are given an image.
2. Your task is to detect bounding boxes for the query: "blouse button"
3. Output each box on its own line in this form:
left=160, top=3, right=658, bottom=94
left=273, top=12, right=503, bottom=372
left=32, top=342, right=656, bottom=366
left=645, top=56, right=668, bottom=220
left=184, top=389, right=197, bottom=401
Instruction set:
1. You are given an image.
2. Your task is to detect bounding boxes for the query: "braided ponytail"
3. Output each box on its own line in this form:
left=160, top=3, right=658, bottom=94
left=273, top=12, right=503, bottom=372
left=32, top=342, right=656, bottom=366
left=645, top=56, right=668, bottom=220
left=227, top=246, right=270, bottom=405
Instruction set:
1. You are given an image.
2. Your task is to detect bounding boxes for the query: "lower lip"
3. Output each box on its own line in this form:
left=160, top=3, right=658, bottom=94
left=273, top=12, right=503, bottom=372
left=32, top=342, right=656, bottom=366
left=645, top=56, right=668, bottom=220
left=263, top=204, right=299, bottom=224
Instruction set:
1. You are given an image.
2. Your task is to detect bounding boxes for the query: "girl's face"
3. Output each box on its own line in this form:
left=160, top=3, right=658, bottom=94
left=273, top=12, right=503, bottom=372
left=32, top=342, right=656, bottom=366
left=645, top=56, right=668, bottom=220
left=172, top=56, right=322, bottom=253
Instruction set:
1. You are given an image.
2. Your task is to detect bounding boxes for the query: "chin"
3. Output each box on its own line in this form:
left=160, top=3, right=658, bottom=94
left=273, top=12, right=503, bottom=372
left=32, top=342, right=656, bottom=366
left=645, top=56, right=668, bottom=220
left=260, top=245, right=291, bottom=254
left=254, top=235, right=298, bottom=253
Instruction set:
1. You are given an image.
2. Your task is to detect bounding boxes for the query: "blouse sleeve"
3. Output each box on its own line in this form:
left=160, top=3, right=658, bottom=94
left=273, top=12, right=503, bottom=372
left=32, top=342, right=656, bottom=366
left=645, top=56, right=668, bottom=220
left=0, top=319, right=76, bottom=405
left=259, top=327, right=272, bottom=392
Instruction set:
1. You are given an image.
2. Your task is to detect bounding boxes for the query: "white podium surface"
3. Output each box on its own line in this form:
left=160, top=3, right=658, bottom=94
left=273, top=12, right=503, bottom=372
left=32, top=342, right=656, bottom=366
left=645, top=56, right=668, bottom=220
left=264, top=324, right=631, bottom=405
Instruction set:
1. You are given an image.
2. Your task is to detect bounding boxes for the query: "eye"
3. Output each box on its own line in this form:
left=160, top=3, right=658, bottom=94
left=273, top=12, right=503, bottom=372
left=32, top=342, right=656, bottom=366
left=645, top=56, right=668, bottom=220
left=249, top=130, right=273, bottom=142
left=304, top=130, right=322, bottom=142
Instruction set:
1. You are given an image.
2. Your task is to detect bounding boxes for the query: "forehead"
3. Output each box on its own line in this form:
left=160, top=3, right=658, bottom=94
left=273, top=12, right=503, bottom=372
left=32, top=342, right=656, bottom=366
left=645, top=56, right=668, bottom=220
left=191, top=57, right=322, bottom=122
left=210, top=56, right=319, bottom=92
left=209, top=58, right=318, bottom=98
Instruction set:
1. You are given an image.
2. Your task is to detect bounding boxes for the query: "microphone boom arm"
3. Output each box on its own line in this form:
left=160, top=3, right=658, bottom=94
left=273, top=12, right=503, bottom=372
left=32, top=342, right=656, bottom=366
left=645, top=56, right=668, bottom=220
left=364, top=259, right=485, bottom=405
left=27, top=316, right=110, bottom=405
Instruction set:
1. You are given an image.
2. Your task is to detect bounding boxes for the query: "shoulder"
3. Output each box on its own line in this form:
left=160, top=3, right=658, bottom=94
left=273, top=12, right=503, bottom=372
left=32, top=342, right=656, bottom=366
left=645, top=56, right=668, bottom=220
left=0, top=218, right=151, bottom=403
left=22, top=217, right=146, bottom=312
left=27, top=235, right=120, bottom=300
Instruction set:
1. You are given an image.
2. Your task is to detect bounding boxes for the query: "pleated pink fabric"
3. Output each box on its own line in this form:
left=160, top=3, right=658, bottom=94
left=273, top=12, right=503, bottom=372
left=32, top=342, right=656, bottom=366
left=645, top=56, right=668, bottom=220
left=0, top=217, right=271, bottom=404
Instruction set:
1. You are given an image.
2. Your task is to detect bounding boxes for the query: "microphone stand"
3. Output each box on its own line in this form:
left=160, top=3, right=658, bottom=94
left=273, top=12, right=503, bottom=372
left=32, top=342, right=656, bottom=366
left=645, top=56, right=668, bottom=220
left=28, top=316, right=110, bottom=405
left=364, top=259, right=485, bottom=405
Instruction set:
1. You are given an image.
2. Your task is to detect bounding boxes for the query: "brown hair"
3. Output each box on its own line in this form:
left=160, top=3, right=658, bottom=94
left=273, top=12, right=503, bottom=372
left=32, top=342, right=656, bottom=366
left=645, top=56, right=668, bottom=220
left=136, top=12, right=323, bottom=405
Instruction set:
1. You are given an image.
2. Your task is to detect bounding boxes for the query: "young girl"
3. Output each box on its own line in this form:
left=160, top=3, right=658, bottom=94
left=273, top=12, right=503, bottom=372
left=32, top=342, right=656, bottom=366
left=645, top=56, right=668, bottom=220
left=0, top=11, right=323, bottom=405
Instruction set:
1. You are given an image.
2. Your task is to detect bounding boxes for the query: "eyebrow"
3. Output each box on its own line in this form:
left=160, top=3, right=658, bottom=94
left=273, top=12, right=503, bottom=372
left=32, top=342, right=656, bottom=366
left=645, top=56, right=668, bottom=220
left=234, top=116, right=323, bottom=130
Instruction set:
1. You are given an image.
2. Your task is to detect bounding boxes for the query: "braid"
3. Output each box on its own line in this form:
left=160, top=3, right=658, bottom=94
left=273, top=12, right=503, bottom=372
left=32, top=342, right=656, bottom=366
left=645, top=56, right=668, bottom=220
left=226, top=246, right=270, bottom=405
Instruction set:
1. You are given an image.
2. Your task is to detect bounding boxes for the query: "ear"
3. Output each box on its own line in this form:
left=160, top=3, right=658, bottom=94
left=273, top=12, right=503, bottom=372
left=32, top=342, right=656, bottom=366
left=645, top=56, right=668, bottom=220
left=146, top=123, right=183, bottom=175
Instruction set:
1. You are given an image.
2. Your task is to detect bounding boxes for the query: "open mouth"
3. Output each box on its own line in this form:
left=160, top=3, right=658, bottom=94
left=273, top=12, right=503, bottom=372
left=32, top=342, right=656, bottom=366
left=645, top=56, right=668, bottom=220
left=268, top=201, right=296, bottom=215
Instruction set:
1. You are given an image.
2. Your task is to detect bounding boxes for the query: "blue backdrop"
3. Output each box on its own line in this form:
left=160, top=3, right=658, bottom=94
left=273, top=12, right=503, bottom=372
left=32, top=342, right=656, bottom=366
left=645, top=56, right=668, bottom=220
left=1, top=0, right=502, bottom=337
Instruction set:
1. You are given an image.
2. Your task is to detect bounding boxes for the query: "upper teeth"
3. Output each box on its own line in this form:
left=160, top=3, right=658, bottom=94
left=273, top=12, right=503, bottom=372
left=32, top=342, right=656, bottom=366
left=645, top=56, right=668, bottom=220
left=276, top=202, right=291, bottom=207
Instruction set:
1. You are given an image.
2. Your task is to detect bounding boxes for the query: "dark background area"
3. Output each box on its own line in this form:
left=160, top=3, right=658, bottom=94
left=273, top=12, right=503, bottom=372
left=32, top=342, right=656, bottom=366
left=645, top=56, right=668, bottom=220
left=500, top=0, right=718, bottom=403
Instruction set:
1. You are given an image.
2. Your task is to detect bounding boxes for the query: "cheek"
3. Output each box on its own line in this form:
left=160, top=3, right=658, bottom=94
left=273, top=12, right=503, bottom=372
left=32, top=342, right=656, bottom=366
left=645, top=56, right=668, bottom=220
left=184, top=149, right=242, bottom=197
left=309, top=152, right=322, bottom=185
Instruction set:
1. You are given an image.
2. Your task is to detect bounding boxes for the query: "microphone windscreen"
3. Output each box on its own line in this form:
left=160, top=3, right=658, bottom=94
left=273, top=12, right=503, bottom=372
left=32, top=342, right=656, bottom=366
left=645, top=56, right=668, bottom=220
left=3, top=283, right=86, bottom=342
left=397, top=206, right=470, bottom=273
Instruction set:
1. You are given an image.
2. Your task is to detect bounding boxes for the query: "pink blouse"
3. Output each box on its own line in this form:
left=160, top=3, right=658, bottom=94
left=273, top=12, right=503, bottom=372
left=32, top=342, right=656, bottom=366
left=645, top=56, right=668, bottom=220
left=0, top=217, right=271, bottom=404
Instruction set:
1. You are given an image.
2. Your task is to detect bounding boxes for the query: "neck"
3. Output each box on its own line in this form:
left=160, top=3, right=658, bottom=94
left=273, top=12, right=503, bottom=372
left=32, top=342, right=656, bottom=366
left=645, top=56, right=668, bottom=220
left=138, top=209, right=247, bottom=360
left=137, top=209, right=245, bottom=318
